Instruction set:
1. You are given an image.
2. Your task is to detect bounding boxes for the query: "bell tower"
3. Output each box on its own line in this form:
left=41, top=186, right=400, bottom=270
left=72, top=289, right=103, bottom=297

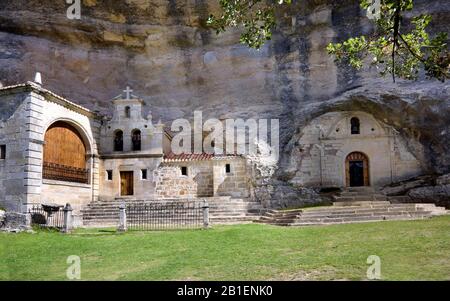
left=112, top=86, right=145, bottom=121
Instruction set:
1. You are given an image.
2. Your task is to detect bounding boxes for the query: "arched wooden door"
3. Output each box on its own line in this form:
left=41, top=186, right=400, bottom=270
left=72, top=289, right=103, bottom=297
left=345, top=152, right=369, bottom=187
left=43, top=121, right=89, bottom=183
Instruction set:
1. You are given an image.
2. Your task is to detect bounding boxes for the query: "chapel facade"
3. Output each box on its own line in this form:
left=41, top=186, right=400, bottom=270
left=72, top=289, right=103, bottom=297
left=0, top=80, right=425, bottom=225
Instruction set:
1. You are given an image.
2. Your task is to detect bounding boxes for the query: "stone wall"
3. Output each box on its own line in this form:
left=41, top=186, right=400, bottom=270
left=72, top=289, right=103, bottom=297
left=0, top=88, right=41, bottom=212
left=160, top=160, right=214, bottom=197
left=0, top=84, right=101, bottom=215
left=155, top=158, right=250, bottom=199
left=37, top=88, right=101, bottom=213
left=99, top=97, right=164, bottom=155
left=99, top=157, right=162, bottom=200
left=0, top=211, right=30, bottom=231
left=154, top=166, right=197, bottom=199
left=214, top=158, right=249, bottom=198
left=291, top=111, right=424, bottom=188
left=40, top=180, right=91, bottom=225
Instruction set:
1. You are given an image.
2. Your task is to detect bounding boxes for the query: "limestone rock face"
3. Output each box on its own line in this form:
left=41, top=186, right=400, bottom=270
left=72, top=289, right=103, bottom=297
left=0, top=0, right=449, bottom=205
left=0, top=210, right=5, bottom=225
left=408, top=184, right=450, bottom=209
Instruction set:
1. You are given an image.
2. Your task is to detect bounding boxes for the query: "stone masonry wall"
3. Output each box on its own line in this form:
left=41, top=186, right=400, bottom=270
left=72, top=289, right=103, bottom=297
left=292, top=111, right=424, bottom=188
left=0, top=84, right=101, bottom=215
left=214, top=158, right=249, bottom=198
left=0, top=88, right=39, bottom=212
left=154, top=166, right=197, bottom=199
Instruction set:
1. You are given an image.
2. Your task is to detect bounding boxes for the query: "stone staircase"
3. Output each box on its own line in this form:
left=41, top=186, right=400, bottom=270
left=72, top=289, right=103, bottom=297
left=81, top=196, right=264, bottom=227
left=256, top=187, right=448, bottom=226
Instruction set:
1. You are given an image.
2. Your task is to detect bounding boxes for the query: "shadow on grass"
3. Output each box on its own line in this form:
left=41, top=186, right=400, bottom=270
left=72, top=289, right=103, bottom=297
left=70, top=227, right=212, bottom=237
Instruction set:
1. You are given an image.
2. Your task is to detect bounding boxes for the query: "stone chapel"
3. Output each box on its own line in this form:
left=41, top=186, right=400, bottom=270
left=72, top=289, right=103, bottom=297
left=0, top=79, right=426, bottom=226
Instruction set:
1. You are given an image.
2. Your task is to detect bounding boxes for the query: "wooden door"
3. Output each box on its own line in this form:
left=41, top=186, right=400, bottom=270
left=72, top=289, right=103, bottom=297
left=44, top=121, right=86, bottom=168
left=120, top=171, right=134, bottom=196
left=345, top=152, right=369, bottom=187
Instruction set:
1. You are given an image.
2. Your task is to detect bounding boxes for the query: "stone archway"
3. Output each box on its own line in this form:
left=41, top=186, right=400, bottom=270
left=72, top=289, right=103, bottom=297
left=345, top=152, right=370, bottom=187
left=43, top=121, right=90, bottom=184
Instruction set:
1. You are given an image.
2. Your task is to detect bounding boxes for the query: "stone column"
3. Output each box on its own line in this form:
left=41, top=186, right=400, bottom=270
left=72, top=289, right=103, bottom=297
left=118, top=203, right=127, bottom=232
left=202, top=200, right=209, bottom=229
left=63, top=203, right=73, bottom=233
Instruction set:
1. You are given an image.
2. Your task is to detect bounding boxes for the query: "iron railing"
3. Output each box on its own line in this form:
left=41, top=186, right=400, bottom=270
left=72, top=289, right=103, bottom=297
left=29, top=204, right=65, bottom=229
left=43, top=162, right=89, bottom=184
left=126, top=201, right=204, bottom=231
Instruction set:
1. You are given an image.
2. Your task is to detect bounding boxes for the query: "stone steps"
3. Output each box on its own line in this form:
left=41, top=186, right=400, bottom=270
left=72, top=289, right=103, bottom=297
left=256, top=201, right=447, bottom=227
left=333, top=195, right=387, bottom=202
left=261, top=213, right=432, bottom=226
left=288, top=214, right=431, bottom=226
left=82, top=198, right=263, bottom=226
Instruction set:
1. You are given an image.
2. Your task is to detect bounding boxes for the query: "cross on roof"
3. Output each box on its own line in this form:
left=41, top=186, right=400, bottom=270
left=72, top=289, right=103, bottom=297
left=123, top=86, right=133, bottom=100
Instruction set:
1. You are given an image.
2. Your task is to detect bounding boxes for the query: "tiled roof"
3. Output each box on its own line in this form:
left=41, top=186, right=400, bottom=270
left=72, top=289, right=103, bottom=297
left=163, top=152, right=241, bottom=162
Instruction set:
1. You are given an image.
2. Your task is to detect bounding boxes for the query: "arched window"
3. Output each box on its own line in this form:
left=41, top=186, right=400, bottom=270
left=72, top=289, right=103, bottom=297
left=125, top=106, right=131, bottom=118
left=43, top=121, right=89, bottom=183
left=114, top=130, right=123, bottom=152
left=132, top=129, right=141, bottom=151
left=351, top=117, right=360, bottom=135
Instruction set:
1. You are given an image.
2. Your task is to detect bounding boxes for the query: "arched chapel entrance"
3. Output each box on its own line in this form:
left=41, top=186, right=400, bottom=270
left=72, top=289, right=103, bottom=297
left=43, top=121, right=89, bottom=184
left=345, top=152, right=370, bottom=187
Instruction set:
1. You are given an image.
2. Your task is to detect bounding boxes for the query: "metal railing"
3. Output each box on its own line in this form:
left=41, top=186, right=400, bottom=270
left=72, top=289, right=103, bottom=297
left=43, top=162, right=89, bottom=184
left=29, top=204, right=65, bottom=229
left=125, top=201, right=207, bottom=231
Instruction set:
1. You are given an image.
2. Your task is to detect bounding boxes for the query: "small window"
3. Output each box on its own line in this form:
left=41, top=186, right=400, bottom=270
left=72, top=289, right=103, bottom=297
left=125, top=106, right=131, bottom=118
left=106, top=170, right=113, bottom=181
left=0, top=145, right=5, bottom=159
left=351, top=117, right=360, bottom=135
left=141, top=169, right=147, bottom=180
left=225, top=163, right=231, bottom=174
left=181, top=166, right=188, bottom=176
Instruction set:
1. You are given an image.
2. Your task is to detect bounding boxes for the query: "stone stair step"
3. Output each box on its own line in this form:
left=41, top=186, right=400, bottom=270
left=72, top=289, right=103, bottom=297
left=301, top=207, right=421, bottom=216
left=333, top=200, right=391, bottom=206
left=289, top=217, right=430, bottom=227
left=83, top=197, right=264, bottom=225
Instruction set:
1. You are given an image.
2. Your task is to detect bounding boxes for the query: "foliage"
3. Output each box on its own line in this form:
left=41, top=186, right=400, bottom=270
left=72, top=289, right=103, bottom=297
left=207, top=0, right=291, bottom=50
left=327, top=0, right=450, bottom=82
left=208, top=0, right=449, bottom=82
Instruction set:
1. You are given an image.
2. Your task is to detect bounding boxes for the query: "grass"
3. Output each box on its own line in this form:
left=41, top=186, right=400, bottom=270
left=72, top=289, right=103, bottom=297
left=1, top=216, right=449, bottom=281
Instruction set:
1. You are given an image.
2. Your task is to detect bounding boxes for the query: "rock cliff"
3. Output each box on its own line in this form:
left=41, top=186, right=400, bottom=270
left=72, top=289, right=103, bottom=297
left=0, top=0, right=449, bottom=205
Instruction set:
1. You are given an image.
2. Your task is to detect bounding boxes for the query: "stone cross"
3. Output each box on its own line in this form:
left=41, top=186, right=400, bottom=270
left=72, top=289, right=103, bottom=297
left=123, top=86, right=133, bottom=100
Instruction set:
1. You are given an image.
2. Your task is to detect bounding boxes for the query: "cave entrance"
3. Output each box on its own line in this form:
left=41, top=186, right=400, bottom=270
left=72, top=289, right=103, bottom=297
left=345, top=152, right=370, bottom=187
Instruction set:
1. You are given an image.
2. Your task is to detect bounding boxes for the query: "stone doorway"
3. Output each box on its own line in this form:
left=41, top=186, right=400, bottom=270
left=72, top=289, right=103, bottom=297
left=120, top=171, right=134, bottom=196
left=345, top=152, right=369, bottom=187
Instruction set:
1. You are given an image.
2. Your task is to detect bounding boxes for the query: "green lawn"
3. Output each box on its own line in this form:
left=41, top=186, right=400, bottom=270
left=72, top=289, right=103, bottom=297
left=1, top=216, right=449, bottom=281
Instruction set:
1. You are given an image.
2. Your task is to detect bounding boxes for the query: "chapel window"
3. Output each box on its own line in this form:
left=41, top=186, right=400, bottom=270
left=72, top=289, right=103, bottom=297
left=351, top=117, right=360, bottom=135
left=114, top=130, right=123, bottom=152
left=132, top=129, right=141, bottom=151
left=0, top=145, right=5, bottom=159
left=125, top=106, right=131, bottom=118
left=181, top=166, right=188, bottom=176
left=141, top=169, right=148, bottom=180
